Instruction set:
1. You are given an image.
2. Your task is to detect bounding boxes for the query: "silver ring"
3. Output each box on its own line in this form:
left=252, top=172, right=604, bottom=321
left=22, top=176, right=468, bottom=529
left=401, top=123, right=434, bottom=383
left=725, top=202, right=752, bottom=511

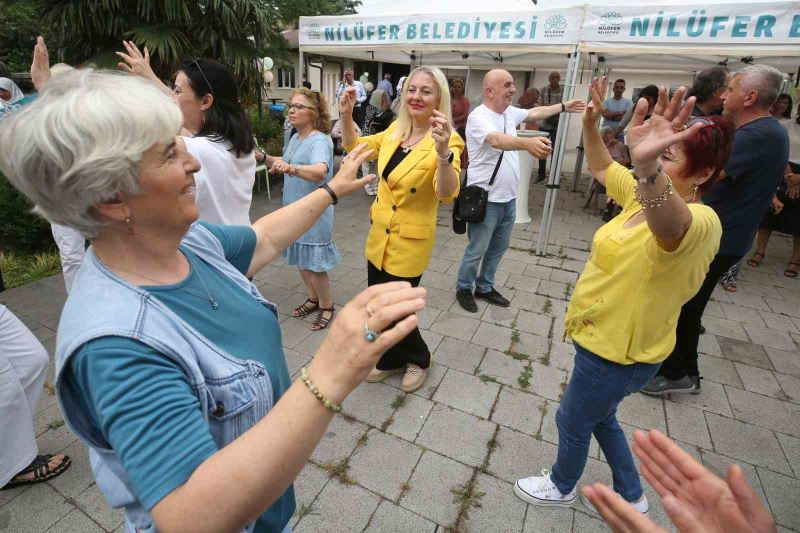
left=364, top=321, right=380, bottom=342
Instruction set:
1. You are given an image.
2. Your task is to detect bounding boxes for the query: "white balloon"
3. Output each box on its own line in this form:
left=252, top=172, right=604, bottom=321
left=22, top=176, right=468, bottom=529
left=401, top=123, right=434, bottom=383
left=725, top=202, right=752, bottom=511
left=264, top=70, right=274, bottom=83
left=262, top=57, right=274, bottom=70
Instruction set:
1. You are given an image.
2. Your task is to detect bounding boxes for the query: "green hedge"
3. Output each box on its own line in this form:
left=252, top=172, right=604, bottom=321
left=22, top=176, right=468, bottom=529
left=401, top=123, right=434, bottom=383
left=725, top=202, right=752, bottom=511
left=0, top=171, right=53, bottom=253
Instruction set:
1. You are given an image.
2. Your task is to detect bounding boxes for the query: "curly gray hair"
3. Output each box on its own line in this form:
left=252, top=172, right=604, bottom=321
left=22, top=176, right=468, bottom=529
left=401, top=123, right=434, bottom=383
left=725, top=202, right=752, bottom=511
left=0, top=69, right=182, bottom=238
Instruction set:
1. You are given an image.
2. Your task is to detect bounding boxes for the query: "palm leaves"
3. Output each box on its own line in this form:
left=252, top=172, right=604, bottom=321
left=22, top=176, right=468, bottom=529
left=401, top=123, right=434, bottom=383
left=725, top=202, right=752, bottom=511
left=41, top=0, right=359, bottom=101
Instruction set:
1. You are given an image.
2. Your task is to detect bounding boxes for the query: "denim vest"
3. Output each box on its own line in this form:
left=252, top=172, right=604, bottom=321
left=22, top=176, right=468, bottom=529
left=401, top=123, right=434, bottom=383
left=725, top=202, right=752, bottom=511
left=55, top=223, right=278, bottom=533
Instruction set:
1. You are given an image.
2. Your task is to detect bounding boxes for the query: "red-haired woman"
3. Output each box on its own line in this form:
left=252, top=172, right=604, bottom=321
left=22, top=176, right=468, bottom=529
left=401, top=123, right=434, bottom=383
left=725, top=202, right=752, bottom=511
left=513, top=78, right=734, bottom=515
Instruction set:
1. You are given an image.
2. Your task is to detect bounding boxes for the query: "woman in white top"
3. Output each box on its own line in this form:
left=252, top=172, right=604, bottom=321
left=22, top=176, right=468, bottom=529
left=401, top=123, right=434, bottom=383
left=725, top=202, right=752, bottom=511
left=118, top=43, right=255, bottom=225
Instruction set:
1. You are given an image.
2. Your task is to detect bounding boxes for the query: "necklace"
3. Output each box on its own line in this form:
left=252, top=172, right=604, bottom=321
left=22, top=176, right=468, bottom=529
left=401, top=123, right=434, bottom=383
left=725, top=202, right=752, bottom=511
left=110, top=259, right=219, bottom=310
left=401, top=132, right=427, bottom=153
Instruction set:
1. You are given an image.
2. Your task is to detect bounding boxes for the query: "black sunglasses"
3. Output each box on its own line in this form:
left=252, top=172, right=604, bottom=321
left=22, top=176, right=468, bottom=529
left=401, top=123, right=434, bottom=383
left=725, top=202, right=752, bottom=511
left=192, top=58, right=214, bottom=95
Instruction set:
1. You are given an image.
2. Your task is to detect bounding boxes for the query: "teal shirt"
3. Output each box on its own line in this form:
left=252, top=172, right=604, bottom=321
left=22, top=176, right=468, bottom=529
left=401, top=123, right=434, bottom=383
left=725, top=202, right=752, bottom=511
left=66, top=222, right=294, bottom=532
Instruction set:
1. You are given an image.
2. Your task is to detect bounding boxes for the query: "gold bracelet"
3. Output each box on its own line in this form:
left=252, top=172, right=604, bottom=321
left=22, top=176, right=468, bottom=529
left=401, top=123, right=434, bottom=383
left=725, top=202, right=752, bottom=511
left=299, top=367, right=343, bottom=413
left=634, top=173, right=674, bottom=209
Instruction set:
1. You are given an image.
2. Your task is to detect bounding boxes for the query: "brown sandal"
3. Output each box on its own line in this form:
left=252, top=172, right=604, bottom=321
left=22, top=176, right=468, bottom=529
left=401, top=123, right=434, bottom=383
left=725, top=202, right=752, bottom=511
left=785, top=262, right=799, bottom=278
left=746, top=252, right=765, bottom=268
left=293, top=298, right=319, bottom=317
left=310, top=306, right=335, bottom=331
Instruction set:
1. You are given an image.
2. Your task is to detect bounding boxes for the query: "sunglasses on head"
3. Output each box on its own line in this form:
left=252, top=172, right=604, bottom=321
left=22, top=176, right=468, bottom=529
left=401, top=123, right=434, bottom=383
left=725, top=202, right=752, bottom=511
left=687, top=116, right=714, bottom=127
left=192, top=58, right=214, bottom=95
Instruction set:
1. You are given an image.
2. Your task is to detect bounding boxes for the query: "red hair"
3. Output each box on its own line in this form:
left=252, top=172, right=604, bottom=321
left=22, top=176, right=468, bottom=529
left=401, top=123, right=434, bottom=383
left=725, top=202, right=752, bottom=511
left=681, top=115, right=735, bottom=193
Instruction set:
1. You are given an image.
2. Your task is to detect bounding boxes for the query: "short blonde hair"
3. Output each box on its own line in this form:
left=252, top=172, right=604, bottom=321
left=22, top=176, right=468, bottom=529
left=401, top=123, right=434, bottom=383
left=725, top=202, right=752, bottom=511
left=390, top=67, right=452, bottom=142
left=292, top=88, right=331, bottom=134
left=0, top=70, right=182, bottom=238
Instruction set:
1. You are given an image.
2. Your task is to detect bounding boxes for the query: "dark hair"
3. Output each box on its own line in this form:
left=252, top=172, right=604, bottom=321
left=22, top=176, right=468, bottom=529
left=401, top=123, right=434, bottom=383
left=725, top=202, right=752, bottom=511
left=688, top=67, right=729, bottom=104
left=614, top=79, right=626, bottom=85
left=775, top=93, right=793, bottom=119
left=178, top=59, right=255, bottom=157
left=682, top=115, right=735, bottom=193
left=640, top=85, right=659, bottom=101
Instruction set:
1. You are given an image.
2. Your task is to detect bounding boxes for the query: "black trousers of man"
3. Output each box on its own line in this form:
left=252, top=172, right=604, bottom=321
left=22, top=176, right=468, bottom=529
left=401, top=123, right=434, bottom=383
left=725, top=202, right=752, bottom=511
left=367, top=262, right=430, bottom=370
left=657, top=253, right=742, bottom=380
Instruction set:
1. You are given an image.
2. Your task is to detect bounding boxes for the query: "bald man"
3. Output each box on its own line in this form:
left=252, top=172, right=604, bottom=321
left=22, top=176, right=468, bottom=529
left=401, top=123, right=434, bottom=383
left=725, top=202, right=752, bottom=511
left=455, top=70, right=585, bottom=312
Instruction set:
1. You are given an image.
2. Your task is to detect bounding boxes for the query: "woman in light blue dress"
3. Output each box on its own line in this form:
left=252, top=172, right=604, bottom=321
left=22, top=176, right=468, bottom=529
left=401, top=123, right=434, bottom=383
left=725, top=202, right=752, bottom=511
left=264, top=88, right=340, bottom=330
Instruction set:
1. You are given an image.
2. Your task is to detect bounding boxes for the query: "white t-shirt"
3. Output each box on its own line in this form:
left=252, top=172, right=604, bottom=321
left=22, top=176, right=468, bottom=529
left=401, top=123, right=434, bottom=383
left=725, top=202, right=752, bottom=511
left=780, top=117, right=800, bottom=165
left=466, top=104, right=530, bottom=202
left=182, top=136, right=255, bottom=226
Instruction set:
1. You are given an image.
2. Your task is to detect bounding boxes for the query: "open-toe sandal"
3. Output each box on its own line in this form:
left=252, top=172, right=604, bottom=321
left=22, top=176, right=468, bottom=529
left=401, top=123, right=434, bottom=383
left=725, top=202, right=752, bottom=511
left=785, top=263, right=799, bottom=278
left=310, top=306, right=335, bottom=331
left=293, top=298, right=319, bottom=318
left=746, top=252, right=765, bottom=268
left=2, top=454, right=71, bottom=490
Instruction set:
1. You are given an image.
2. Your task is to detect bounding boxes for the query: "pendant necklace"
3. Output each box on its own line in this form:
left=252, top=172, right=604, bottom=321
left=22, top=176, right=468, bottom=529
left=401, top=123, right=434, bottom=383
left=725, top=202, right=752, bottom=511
left=401, top=132, right=426, bottom=153
left=110, top=260, right=219, bottom=310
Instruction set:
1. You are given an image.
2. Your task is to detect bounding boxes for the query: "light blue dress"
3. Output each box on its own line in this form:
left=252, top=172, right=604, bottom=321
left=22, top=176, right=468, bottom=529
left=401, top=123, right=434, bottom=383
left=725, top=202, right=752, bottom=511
left=281, top=131, right=341, bottom=272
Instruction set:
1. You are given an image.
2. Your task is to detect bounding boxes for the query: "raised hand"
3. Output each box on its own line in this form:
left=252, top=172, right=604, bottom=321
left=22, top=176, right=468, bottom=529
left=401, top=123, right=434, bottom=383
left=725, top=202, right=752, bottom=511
left=564, top=99, right=587, bottom=113
left=633, top=430, right=777, bottom=533
left=338, top=86, right=356, bottom=117
left=328, top=143, right=376, bottom=196
left=30, top=36, right=51, bottom=91
left=584, top=76, right=608, bottom=126
left=429, top=110, right=452, bottom=157
left=625, top=86, right=703, bottom=174
left=309, top=281, right=426, bottom=401
left=581, top=483, right=668, bottom=533
left=116, top=41, right=158, bottom=82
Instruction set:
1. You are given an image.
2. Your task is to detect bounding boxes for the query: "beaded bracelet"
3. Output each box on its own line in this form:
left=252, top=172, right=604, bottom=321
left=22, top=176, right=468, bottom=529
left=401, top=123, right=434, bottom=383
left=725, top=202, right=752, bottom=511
left=299, top=367, right=343, bottom=414
left=634, top=173, right=674, bottom=210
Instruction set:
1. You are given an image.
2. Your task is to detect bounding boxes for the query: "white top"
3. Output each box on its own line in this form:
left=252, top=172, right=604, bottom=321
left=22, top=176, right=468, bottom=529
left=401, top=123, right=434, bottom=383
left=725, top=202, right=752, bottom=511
left=465, top=104, right=530, bottom=203
left=780, top=117, right=800, bottom=165
left=182, top=136, right=255, bottom=226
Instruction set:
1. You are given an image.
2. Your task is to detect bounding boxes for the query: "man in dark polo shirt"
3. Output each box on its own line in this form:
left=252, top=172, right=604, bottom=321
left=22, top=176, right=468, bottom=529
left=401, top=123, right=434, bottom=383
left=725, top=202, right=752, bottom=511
left=643, top=64, right=789, bottom=395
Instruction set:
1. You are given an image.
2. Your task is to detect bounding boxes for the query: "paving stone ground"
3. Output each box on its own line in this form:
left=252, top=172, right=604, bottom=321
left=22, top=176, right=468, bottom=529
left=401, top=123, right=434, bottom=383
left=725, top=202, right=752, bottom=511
left=2, top=173, right=800, bottom=532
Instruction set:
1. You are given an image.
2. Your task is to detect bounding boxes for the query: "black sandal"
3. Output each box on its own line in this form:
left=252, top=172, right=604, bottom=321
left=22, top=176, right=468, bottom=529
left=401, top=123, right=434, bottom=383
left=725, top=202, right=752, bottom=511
left=785, top=262, right=799, bottom=278
left=310, top=306, right=335, bottom=331
left=293, top=298, right=319, bottom=318
left=1, top=454, right=71, bottom=490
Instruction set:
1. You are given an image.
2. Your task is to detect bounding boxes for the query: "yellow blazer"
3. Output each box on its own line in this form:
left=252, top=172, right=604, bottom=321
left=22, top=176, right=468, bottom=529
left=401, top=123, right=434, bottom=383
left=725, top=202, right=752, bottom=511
left=345, top=122, right=464, bottom=277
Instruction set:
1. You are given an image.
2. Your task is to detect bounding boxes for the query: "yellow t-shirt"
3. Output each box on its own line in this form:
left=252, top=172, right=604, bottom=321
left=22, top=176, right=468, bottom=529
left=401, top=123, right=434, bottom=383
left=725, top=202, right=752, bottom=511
left=564, top=162, right=722, bottom=365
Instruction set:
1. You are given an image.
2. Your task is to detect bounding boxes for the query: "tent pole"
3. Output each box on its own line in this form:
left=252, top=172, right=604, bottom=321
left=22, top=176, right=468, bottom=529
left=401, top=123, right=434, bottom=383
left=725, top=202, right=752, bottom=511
left=536, top=50, right=581, bottom=256
left=465, top=67, right=471, bottom=99
left=297, top=49, right=304, bottom=89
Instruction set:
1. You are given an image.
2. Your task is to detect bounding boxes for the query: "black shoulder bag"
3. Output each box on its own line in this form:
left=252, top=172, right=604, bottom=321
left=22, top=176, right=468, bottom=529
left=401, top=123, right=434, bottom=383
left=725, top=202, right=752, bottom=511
left=452, top=117, right=506, bottom=234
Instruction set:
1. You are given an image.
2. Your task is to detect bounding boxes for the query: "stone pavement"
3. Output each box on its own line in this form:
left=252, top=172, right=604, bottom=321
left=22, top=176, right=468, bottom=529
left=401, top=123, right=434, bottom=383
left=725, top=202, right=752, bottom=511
left=2, top=176, right=800, bottom=533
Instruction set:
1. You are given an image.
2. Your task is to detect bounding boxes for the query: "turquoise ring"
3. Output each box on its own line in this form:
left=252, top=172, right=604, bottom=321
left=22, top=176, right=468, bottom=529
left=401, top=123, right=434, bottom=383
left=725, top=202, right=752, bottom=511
left=364, top=321, right=380, bottom=342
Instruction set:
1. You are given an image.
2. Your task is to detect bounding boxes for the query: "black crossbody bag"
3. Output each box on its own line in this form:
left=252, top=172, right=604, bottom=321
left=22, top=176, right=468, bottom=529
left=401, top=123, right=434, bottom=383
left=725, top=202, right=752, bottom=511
left=452, top=117, right=506, bottom=234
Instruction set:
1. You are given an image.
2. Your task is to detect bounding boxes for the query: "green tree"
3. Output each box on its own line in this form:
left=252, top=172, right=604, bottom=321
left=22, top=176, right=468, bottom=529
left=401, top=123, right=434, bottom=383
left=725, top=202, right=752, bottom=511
left=0, top=0, right=48, bottom=72
left=40, top=0, right=359, bottom=101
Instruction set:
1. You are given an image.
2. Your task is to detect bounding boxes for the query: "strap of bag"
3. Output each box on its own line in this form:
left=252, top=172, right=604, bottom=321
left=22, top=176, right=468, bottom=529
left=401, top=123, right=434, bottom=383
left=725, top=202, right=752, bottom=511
left=487, top=114, right=507, bottom=188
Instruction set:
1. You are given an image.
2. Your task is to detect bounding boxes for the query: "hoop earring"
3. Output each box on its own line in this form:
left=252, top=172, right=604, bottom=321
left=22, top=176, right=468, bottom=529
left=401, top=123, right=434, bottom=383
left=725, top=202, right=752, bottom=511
left=125, top=217, right=138, bottom=235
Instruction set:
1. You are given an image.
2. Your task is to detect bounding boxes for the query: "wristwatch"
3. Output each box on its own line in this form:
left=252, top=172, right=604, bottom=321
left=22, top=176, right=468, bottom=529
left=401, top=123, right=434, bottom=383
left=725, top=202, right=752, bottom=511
left=438, top=151, right=454, bottom=164
left=634, top=165, right=662, bottom=185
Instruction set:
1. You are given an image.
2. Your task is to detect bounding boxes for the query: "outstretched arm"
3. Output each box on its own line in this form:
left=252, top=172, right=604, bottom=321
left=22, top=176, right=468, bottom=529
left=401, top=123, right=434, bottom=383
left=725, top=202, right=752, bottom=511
left=525, top=99, right=585, bottom=123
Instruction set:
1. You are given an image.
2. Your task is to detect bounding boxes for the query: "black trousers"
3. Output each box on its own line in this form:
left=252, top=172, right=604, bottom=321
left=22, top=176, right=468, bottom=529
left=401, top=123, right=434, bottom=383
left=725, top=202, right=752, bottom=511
left=657, top=253, right=743, bottom=380
left=367, top=262, right=430, bottom=370
left=537, top=127, right=557, bottom=178
left=353, top=105, right=367, bottom=130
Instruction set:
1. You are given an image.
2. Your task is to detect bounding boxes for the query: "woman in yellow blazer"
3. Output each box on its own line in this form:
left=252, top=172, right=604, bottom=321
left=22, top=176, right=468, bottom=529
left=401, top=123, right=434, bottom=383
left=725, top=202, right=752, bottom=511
left=340, top=66, right=464, bottom=392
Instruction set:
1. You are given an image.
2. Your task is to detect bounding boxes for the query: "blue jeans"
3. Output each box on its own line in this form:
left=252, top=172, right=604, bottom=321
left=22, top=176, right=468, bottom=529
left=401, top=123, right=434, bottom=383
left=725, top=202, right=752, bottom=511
left=551, top=343, right=660, bottom=502
left=456, top=199, right=516, bottom=293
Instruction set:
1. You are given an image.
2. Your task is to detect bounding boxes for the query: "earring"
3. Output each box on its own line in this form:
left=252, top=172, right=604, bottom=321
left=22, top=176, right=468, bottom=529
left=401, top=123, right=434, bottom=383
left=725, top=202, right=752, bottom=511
left=691, top=184, right=699, bottom=201
left=125, top=217, right=138, bottom=235
left=202, top=113, right=206, bottom=125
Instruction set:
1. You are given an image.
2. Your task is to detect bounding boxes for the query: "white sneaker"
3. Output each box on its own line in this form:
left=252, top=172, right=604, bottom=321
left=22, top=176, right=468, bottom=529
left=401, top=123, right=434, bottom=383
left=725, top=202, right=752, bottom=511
left=514, top=469, right=576, bottom=507
left=581, top=492, right=649, bottom=515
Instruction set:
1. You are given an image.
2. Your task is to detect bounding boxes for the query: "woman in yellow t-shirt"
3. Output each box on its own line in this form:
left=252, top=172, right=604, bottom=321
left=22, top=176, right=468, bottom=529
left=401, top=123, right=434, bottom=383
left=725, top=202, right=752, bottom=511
left=513, top=77, right=734, bottom=515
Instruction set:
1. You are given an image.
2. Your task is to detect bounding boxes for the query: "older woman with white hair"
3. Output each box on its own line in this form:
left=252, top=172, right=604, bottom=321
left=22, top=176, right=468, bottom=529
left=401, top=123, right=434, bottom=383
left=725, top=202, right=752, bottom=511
left=339, top=66, right=463, bottom=392
left=0, top=69, right=426, bottom=533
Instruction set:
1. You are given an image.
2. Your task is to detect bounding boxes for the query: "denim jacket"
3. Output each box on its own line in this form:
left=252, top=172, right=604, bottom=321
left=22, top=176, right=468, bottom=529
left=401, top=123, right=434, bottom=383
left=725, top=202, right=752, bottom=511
left=54, top=223, right=277, bottom=533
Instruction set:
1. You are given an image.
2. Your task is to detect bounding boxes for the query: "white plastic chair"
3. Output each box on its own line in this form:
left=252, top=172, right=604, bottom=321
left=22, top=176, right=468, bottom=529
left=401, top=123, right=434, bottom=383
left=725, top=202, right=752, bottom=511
left=254, top=164, right=270, bottom=200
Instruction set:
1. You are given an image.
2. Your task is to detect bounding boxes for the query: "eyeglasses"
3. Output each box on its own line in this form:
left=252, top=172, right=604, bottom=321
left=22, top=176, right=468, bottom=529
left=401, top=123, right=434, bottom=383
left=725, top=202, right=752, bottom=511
left=192, top=59, right=214, bottom=95
left=288, top=103, right=315, bottom=111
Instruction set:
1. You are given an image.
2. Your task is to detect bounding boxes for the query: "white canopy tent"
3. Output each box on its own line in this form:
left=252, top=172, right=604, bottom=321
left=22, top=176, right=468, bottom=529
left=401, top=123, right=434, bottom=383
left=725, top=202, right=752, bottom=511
left=298, top=1, right=800, bottom=256
left=534, top=0, right=800, bottom=255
